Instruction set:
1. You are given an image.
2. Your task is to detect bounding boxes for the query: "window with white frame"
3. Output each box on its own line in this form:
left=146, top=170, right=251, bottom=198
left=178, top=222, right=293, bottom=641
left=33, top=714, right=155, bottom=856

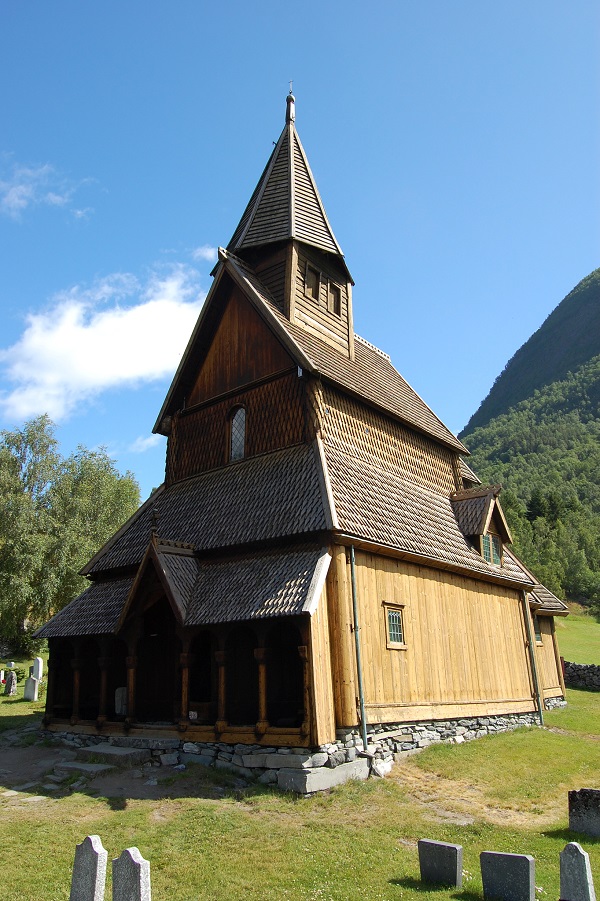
left=383, top=603, right=406, bottom=649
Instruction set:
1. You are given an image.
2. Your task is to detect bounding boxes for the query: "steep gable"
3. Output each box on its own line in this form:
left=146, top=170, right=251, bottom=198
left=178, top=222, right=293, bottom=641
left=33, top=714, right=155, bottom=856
left=188, top=287, right=295, bottom=407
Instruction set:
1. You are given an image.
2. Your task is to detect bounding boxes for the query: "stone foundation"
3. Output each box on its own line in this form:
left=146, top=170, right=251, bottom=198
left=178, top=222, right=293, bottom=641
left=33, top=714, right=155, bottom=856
left=544, top=695, right=567, bottom=710
left=44, top=708, right=547, bottom=793
left=564, top=661, right=600, bottom=691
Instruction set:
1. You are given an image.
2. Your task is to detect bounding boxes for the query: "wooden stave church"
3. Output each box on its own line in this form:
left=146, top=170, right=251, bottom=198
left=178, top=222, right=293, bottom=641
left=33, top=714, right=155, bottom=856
left=37, top=94, right=567, bottom=751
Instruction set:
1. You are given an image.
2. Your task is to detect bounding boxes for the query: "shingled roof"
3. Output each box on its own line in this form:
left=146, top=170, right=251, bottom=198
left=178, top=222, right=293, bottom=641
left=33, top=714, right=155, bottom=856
left=83, top=443, right=328, bottom=577
left=36, top=577, right=133, bottom=638
left=323, top=443, right=532, bottom=588
left=36, top=545, right=331, bottom=638
left=228, top=93, right=343, bottom=258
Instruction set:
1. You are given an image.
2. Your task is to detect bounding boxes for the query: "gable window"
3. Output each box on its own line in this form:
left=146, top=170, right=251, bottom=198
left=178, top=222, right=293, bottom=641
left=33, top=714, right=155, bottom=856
left=482, top=532, right=502, bottom=565
left=305, top=264, right=320, bottom=302
left=229, top=406, right=246, bottom=462
left=327, top=282, right=341, bottom=316
left=383, top=603, right=406, bottom=649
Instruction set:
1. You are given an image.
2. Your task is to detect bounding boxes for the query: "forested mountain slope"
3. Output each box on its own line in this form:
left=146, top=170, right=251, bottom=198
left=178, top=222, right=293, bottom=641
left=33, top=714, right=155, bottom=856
left=462, top=355, right=600, bottom=607
left=462, top=268, right=600, bottom=433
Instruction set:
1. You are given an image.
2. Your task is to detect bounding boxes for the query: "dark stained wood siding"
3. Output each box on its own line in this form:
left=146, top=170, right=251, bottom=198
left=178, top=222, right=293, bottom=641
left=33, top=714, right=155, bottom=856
left=166, top=370, right=307, bottom=484
left=188, top=288, right=294, bottom=407
left=294, top=247, right=351, bottom=354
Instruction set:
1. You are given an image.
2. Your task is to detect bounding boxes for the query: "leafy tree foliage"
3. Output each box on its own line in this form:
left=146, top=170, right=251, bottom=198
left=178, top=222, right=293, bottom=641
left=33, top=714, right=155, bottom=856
left=462, top=356, right=600, bottom=612
left=0, top=415, right=140, bottom=652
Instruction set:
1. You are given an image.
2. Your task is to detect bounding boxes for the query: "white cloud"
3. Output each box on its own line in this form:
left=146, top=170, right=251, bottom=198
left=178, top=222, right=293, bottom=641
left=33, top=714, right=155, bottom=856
left=0, top=159, right=90, bottom=219
left=129, top=434, right=164, bottom=453
left=0, top=266, right=206, bottom=422
left=191, top=244, right=218, bottom=263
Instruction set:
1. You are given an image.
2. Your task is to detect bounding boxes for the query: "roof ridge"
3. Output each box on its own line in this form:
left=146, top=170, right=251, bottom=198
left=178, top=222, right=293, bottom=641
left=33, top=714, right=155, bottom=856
left=354, top=333, right=391, bottom=361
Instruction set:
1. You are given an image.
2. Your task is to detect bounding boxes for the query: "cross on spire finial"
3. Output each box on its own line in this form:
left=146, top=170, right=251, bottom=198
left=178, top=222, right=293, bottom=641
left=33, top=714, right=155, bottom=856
left=286, top=86, right=295, bottom=124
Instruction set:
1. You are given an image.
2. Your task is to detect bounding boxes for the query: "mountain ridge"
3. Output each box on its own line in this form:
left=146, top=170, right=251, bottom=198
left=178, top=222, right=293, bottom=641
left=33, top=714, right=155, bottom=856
left=461, top=268, right=600, bottom=435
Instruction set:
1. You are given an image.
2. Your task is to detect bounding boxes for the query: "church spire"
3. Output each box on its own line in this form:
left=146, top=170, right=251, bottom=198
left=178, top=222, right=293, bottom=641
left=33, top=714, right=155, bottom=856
left=227, top=93, right=344, bottom=259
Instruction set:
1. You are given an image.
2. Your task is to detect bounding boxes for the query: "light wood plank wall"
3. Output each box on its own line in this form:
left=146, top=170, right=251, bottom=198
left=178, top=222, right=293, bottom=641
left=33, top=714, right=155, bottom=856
left=535, top=615, right=564, bottom=698
left=309, top=583, right=337, bottom=745
left=329, top=547, right=539, bottom=727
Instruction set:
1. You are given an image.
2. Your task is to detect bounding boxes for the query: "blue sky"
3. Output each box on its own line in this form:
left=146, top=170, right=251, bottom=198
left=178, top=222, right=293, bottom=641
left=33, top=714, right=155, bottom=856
left=1, top=1, right=598, bottom=500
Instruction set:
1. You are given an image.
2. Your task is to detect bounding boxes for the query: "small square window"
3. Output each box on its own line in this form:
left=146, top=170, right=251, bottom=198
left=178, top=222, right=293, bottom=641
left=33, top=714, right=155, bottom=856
left=383, top=603, right=406, bottom=649
left=327, top=282, right=341, bottom=316
left=305, top=265, right=320, bottom=301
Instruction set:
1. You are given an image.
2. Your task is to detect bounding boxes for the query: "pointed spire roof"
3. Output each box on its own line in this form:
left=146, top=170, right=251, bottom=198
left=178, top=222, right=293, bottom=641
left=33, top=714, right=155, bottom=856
left=228, top=93, right=343, bottom=257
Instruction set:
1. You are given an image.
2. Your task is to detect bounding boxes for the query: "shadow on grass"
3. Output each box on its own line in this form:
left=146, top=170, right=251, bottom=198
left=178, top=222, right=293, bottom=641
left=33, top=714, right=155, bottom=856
left=0, top=709, right=43, bottom=734
left=389, top=877, right=481, bottom=898
left=543, top=826, right=600, bottom=844
left=83, top=763, right=280, bottom=809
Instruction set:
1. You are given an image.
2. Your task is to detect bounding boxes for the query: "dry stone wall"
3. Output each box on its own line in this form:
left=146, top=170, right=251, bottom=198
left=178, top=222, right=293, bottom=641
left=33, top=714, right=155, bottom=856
left=564, top=661, right=600, bottom=691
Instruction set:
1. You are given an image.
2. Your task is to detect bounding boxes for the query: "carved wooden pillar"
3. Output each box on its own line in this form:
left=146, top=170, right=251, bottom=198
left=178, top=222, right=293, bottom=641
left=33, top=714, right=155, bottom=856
left=254, top=647, right=269, bottom=736
left=96, top=656, right=111, bottom=729
left=298, top=645, right=310, bottom=737
left=70, top=657, right=82, bottom=725
left=125, top=655, right=137, bottom=723
left=42, top=657, right=56, bottom=726
left=215, top=649, right=227, bottom=733
left=179, top=652, right=190, bottom=731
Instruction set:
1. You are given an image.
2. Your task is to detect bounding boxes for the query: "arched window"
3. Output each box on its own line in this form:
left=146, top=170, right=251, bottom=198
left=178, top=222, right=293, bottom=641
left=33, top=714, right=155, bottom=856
left=229, top=406, right=246, bottom=462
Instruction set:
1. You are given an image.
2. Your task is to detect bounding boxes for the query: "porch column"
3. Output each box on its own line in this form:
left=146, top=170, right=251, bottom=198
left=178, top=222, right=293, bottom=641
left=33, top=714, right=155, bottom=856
left=70, top=657, right=82, bottom=725
left=254, top=647, right=269, bottom=736
left=215, top=650, right=227, bottom=733
left=96, top=656, right=111, bottom=729
left=179, top=652, right=190, bottom=731
left=298, top=645, right=310, bottom=737
left=42, top=657, right=56, bottom=726
left=125, top=655, right=137, bottom=722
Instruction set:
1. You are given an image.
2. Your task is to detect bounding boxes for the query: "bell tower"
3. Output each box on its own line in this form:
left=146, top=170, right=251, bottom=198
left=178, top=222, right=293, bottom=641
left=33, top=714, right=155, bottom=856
left=227, top=93, right=355, bottom=359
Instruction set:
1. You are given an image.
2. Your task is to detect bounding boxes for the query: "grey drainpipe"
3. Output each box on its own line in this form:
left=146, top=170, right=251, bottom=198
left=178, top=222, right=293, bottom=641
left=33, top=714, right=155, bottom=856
left=522, top=589, right=544, bottom=726
left=349, top=545, right=369, bottom=752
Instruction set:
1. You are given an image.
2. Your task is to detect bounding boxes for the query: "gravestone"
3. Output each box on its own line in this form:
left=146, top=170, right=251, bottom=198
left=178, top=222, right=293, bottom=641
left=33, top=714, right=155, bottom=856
left=0, top=669, right=4, bottom=683
left=560, top=841, right=596, bottom=901
left=112, top=847, right=151, bottom=901
left=24, top=676, right=39, bottom=701
left=114, top=687, right=127, bottom=716
left=569, top=789, right=600, bottom=838
left=70, top=834, right=107, bottom=901
left=3, top=670, right=17, bottom=696
left=480, top=851, right=535, bottom=901
left=33, top=656, right=44, bottom=681
left=418, top=838, right=463, bottom=887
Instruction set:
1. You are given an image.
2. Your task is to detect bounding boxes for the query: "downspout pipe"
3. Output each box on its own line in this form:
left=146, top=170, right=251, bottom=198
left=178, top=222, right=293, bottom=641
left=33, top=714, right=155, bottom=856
left=522, top=589, right=544, bottom=726
left=349, top=545, right=369, bottom=752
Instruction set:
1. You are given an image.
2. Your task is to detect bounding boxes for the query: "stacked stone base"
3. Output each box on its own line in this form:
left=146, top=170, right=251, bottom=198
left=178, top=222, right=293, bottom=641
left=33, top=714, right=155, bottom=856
left=45, top=706, right=555, bottom=794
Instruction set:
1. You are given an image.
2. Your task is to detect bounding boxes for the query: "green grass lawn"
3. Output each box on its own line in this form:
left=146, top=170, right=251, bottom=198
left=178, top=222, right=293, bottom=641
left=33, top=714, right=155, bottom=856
left=0, top=632, right=598, bottom=899
left=555, top=606, right=600, bottom=663
left=0, top=688, right=598, bottom=900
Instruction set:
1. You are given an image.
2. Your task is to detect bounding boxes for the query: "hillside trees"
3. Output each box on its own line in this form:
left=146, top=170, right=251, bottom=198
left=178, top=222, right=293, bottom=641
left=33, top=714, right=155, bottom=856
left=0, top=415, right=140, bottom=652
left=463, top=356, right=600, bottom=610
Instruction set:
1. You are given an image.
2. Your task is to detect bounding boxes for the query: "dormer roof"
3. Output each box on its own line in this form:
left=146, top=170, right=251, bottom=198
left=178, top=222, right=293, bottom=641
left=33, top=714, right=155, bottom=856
left=228, top=93, right=345, bottom=262
left=450, top=485, right=513, bottom=544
